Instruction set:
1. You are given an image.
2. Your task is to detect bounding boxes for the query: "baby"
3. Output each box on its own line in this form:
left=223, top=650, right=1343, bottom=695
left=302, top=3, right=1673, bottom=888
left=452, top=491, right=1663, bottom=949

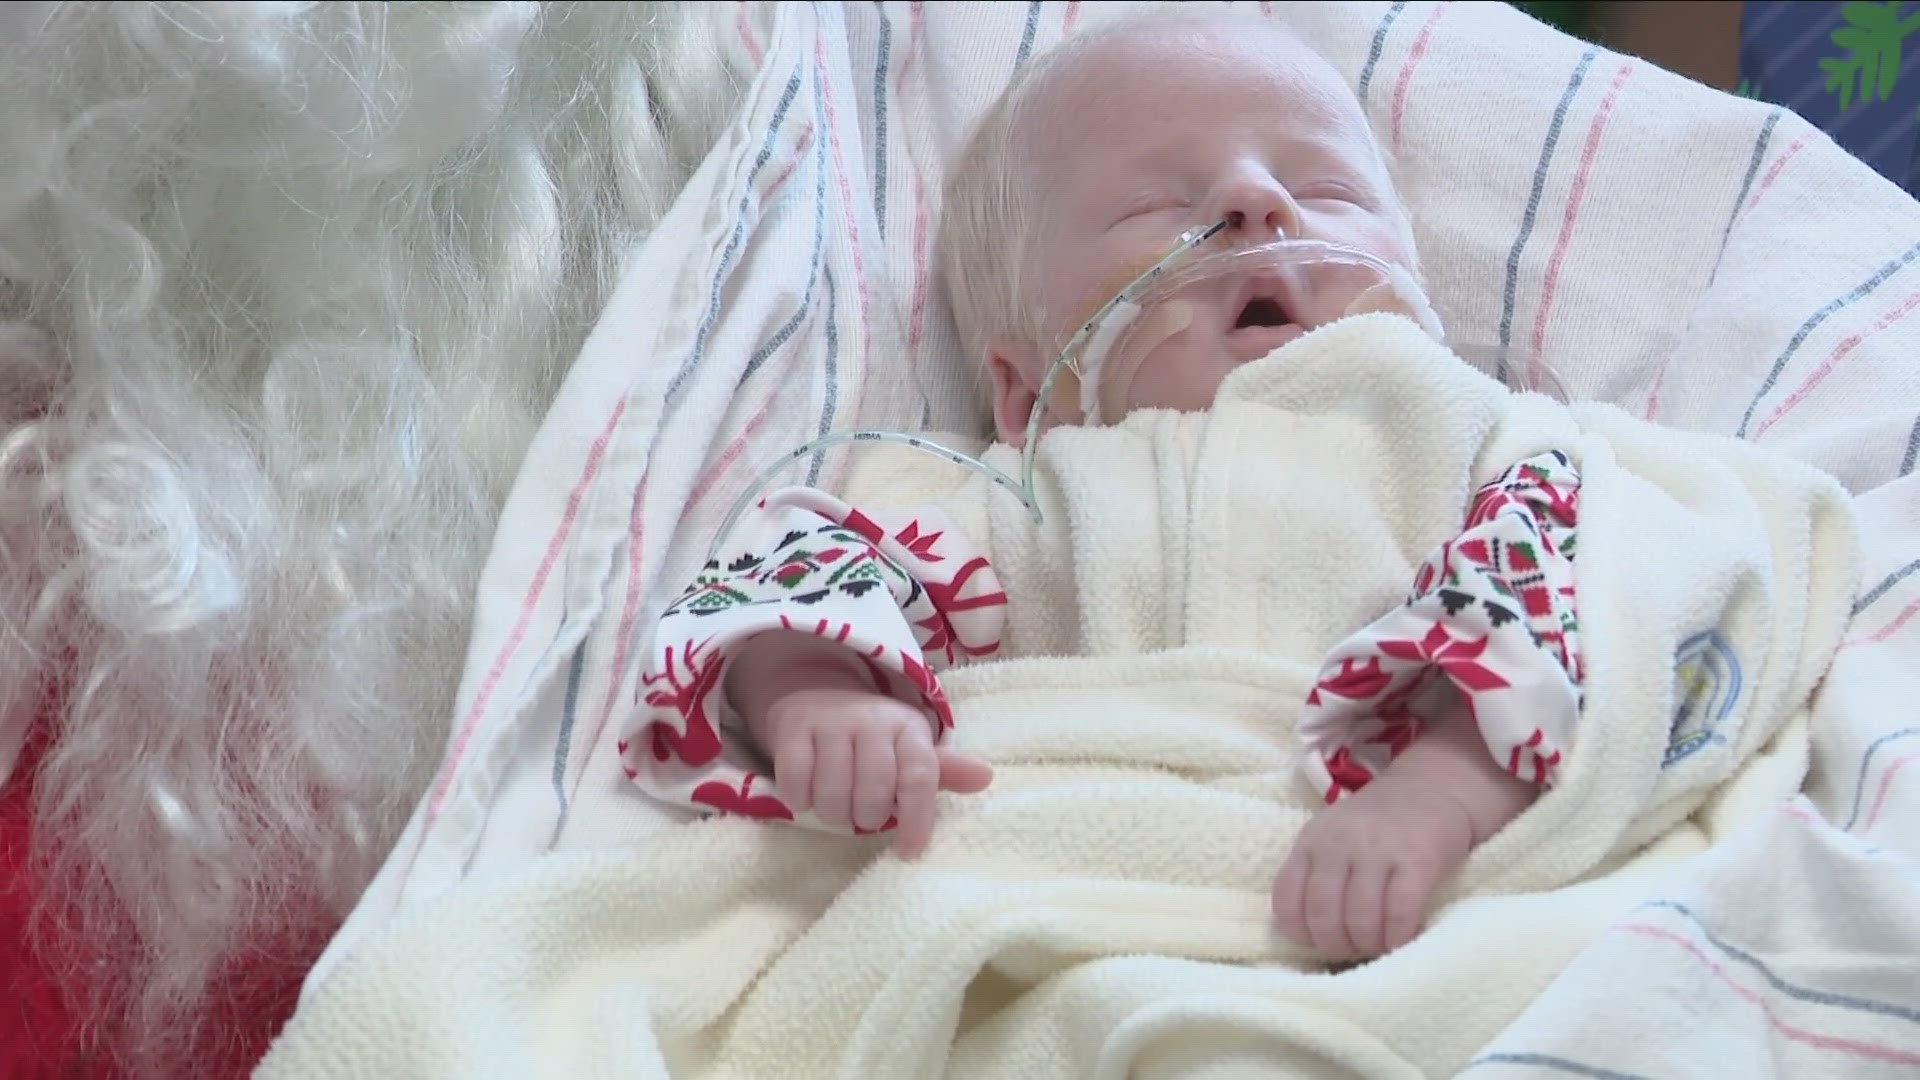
left=621, top=8, right=1575, bottom=963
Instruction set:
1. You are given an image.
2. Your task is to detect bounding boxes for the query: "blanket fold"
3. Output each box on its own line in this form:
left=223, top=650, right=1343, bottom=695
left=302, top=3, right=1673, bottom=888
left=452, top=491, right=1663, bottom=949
left=258, top=315, right=1855, bottom=1080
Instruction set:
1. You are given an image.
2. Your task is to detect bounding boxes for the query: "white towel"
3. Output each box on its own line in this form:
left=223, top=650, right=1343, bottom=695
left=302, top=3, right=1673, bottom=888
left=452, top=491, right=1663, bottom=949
left=257, top=314, right=1855, bottom=1079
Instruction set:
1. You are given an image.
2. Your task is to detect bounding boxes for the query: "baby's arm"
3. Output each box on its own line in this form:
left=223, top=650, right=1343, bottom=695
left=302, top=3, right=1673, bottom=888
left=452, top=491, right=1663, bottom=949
left=1361, top=700, right=1539, bottom=844
left=619, top=487, right=1006, bottom=856
left=1274, top=701, right=1536, bottom=960
left=1279, top=452, right=1584, bottom=960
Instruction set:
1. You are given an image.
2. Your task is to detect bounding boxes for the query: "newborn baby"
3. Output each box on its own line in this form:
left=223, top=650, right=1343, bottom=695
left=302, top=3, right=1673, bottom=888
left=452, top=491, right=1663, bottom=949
left=620, top=8, right=1576, bottom=963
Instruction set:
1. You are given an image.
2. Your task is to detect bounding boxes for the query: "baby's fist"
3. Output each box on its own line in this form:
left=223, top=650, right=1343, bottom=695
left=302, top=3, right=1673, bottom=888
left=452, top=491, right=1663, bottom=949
left=762, top=687, right=992, bottom=857
left=732, top=632, right=991, bottom=857
left=1272, top=780, right=1474, bottom=962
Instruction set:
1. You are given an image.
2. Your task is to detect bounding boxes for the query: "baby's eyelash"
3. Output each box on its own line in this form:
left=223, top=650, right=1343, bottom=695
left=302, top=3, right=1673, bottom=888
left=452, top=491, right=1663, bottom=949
left=1297, top=182, right=1377, bottom=207
left=1116, top=196, right=1191, bottom=223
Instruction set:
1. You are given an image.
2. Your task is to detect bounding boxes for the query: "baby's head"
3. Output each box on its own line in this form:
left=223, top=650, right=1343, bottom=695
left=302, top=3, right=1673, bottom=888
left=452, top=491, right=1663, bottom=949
left=939, top=7, right=1423, bottom=444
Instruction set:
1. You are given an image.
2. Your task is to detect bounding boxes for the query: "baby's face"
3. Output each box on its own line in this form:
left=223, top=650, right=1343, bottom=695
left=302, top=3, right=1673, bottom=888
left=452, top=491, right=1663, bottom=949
left=990, top=20, right=1417, bottom=441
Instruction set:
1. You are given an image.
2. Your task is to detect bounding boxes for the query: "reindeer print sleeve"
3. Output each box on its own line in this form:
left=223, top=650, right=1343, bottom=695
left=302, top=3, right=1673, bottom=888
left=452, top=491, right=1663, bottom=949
left=618, top=485, right=1007, bottom=827
left=1296, top=452, right=1584, bottom=805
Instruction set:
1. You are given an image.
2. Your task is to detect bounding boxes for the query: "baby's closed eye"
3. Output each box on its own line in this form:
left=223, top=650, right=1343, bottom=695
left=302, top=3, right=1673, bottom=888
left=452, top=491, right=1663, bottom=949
left=1110, top=194, right=1192, bottom=227
left=1292, top=180, right=1378, bottom=209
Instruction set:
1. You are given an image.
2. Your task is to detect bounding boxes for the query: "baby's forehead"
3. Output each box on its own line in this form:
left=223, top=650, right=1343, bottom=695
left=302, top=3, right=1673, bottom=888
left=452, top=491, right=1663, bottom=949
left=1018, top=19, right=1370, bottom=156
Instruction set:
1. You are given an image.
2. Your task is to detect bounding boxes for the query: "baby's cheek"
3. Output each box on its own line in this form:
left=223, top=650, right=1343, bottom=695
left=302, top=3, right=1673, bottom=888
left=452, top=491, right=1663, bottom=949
left=1123, top=342, right=1224, bottom=415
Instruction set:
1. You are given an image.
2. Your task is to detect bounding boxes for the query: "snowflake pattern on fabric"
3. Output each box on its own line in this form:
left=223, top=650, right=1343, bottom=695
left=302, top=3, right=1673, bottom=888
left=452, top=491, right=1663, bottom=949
left=1298, top=452, right=1584, bottom=804
left=618, top=487, right=1005, bottom=834
left=623, top=452, right=1582, bottom=828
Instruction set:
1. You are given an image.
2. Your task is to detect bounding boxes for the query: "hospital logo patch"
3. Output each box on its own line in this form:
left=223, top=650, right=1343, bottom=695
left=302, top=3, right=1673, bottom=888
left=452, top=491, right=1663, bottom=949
left=1665, top=630, right=1742, bottom=767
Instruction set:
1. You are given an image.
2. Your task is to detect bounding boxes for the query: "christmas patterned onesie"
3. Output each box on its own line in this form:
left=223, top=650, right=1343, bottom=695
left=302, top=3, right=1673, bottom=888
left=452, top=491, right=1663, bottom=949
left=618, top=449, right=1585, bottom=831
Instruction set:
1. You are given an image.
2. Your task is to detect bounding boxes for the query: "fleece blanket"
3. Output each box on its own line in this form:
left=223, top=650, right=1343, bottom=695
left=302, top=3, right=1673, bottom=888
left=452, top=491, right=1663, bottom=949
left=257, top=316, right=1855, bottom=1078
left=287, top=2, right=1920, bottom=1076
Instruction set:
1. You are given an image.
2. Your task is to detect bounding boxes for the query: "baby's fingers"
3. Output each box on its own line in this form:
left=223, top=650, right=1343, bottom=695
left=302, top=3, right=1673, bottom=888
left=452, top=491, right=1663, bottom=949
left=1382, top=861, right=1440, bottom=953
left=1343, top=861, right=1389, bottom=959
left=1271, top=848, right=1312, bottom=949
left=1303, top=857, right=1355, bottom=961
left=892, top=726, right=940, bottom=859
left=935, top=748, right=994, bottom=794
left=773, top=733, right=815, bottom=812
left=852, top=727, right=898, bottom=833
left=811, top=731, right=855, bottom=831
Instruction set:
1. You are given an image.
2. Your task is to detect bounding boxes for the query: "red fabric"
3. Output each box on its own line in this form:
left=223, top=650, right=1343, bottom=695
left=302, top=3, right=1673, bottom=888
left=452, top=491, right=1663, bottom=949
left=0, top=696, right=305, bottom=1079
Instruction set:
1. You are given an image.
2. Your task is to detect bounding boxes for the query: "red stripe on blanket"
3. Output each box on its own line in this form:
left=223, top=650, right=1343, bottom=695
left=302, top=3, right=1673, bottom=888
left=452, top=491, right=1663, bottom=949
left=1389, top=4, right=1448, bottom=153
left=1745, top=134, right=1810, bottom=213
left=897, top=3, right=925, bottom=88
left=1616, top=923, right=1920, bottom=1067
left=1842, top=595, right=1920, bottom=652
left=582, top=467, right=651, bottom=790
left=815, top=30, right=872, bottom=334
left=1528, top=60, right=1634, bottom=391
left=1642, top=355, right=1670, bottom=421
left=1754, top=286, right=1920, bottom=440
left=1861, top=750, right=1919, bottom=833
left=393, top=394, right=629, bottom=903
left=687, top=393, right=779, bottom=511
left=736, top=2, right=763, bottom=67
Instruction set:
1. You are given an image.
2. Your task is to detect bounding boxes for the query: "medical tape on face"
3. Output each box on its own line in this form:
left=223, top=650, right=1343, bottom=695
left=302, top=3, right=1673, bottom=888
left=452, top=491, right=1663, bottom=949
left=713, top=221, right=1460, bottom=557
left=1086, top=299, right=1194, bottom=424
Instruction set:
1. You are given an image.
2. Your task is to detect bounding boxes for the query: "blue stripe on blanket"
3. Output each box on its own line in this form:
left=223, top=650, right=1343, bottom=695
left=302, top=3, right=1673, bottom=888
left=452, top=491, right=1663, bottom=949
left=805, top=59, right=842, bottom=488
left=1903, top=414, right=1920, bottom=477
left=664, top=67, right=805, bottom=405
left=1855, top=558, right=1920, bottom=618
left=872, top=10, right=893, bottom=242
left=1738, top=240, right=1920, bottom=438
left=1460, top=1051, right=1653, bottom=1080
left=1844, top=725, right=1920, bottom=830
left=549, top=637, right=590, bottom=833
left=740, top=70, right=830, bottom=387
left=1710, top=107, right=1782, bottom=284
left=1356, top=2, right=1407, bottom=107
left=808, top=266, right=841, bottom=487
left=1637, top=900, right=1920, bottom=1022
left=1497, top=48, right=1598, bottom=380
left=1012, top=1, right=1043, bottom=71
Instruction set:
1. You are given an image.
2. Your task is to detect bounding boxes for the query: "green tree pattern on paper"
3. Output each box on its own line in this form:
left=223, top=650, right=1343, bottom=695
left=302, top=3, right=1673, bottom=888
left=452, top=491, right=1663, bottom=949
left=1819, top=1, right=1920, bottom=111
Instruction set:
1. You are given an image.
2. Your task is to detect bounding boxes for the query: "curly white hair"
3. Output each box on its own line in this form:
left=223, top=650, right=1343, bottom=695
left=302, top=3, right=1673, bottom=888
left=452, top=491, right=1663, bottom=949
left=0, top=3, right=742, bottom=1073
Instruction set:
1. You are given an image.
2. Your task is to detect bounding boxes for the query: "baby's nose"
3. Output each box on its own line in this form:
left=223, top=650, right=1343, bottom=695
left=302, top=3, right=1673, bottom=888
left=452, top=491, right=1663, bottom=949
left=1214, top=176, right=1299, bottom=240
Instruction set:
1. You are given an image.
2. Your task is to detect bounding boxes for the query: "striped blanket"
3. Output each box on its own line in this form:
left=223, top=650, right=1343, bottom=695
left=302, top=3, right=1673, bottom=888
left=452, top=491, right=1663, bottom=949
left=274, top=3, right=1920, bottom=1077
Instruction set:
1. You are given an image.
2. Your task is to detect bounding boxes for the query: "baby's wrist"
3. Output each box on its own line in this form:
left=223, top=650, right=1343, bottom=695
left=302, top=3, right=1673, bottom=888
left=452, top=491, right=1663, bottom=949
left=728, top=631, right=873, bottom=740
left=1439, top=772, right=1537, bottom=847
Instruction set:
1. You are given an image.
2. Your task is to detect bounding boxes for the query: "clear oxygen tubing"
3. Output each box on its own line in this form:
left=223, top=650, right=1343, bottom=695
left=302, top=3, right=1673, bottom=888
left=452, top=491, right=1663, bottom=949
left=700, top=223, right=1529, bottom=560
left=705, top=219, right=1230, bottom=560
left=1068, top=237, right=1436, bottom=424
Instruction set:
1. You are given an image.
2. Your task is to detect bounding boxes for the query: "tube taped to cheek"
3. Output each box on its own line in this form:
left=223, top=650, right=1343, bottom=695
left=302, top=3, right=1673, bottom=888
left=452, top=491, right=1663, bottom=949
left=1086, top=299, right=1193, bottom=423
left=709, top=228, right=1451, bottom=558
left=1073, top=238, right=1446, bottom=425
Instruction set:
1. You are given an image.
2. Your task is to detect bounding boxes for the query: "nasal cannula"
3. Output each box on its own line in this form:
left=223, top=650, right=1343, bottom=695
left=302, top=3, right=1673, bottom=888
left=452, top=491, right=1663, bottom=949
left=706, top=219, right=1231, bottom=558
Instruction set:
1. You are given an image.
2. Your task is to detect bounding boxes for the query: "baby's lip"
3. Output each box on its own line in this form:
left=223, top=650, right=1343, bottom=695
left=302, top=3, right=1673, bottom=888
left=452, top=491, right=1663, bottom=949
left=1226, top=272, right=1294, bottom=324
left=1222, top=274, right=1304, bottom=360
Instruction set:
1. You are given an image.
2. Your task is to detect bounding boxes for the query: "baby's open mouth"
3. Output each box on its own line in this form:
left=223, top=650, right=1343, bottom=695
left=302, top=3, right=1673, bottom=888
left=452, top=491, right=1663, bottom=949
left=1235, top=296, right=1290, bottom=329
left=1223, top=281, right=1307, bottom=360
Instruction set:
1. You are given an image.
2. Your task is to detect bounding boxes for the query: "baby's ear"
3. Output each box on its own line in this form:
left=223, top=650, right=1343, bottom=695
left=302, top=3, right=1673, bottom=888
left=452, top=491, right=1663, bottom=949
left=986, top=339, right=1045, bottom=448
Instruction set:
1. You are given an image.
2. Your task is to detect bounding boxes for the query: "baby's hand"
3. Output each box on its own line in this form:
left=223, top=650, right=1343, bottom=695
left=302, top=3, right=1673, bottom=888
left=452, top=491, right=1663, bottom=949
left=1271, top=779, right=1474, bottom=962
left=756, top=681, right=993, bottom=858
